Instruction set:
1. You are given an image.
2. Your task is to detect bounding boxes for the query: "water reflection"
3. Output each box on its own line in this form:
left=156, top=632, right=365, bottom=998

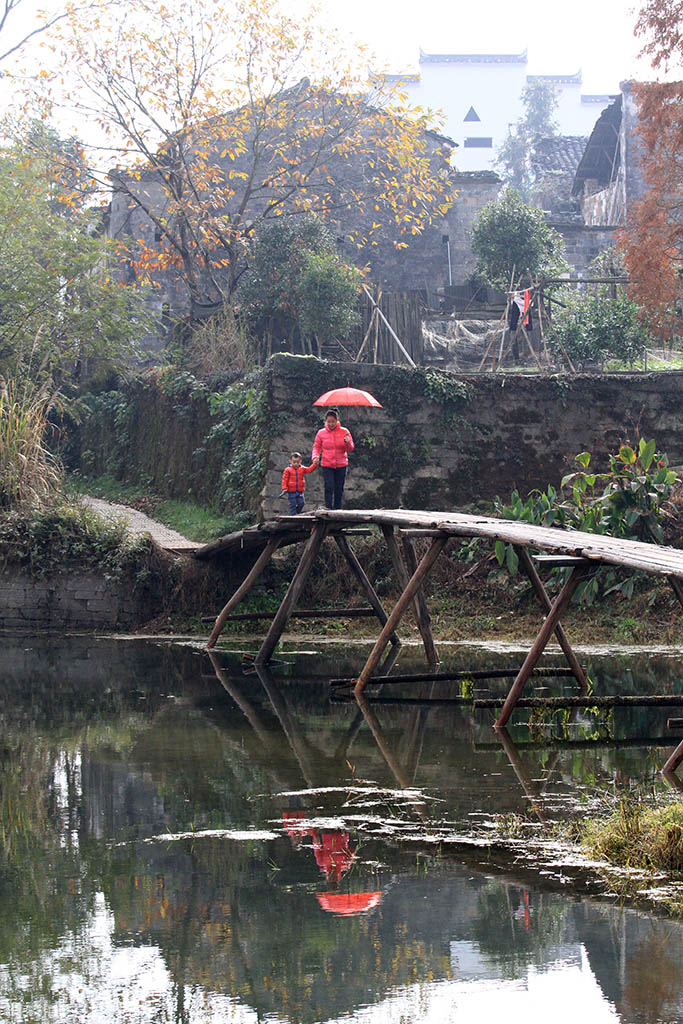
left=0, top=635, right=681, bottom=1023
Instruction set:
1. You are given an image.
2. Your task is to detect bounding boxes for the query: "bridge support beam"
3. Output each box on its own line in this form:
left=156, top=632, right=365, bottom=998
left=334, top=533, right=400, bottom=647
left=515, top=546, right=589, bottom=693
left=495, top=563, right=589, bottom=729
left=663, top=738, right=683, bottom=775
left=382, top=525, right=439, bottom=668
left=207, top=537, right=281, bottom=649
left=256, top=522, right=328, bottom=665
left=354, top=537, right=447, bottom=695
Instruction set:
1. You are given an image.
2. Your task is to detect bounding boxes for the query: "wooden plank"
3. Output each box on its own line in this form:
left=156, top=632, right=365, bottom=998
left=354, top=537, right=447, bottom=695
left=255, top=522, right=328, bottom=665
left=206, top=537, right=281, bottom=649
left=314, top=509, right=683, bottom=579
left=202, top=607, right=377, bottom=622
left=516, top=546, right=589, bottom=693
left=495, top=564, right=589, bottom=729
left=362, top=284, right=416, bottom=367
left=334, top=533, right=400, bottom=646
left=330, top=667, right=579, bottom=688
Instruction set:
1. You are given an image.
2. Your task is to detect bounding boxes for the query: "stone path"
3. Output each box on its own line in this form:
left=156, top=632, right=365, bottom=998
left=81, top=496, right=203, bottom=553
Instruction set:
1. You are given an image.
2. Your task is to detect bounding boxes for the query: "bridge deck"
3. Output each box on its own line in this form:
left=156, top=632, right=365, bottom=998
left=197, top=508, right=683, bottom=579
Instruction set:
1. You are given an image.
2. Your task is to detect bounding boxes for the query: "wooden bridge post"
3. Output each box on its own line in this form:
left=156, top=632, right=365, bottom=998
left=333, top=532, right=400, bottom=646
left=669, top=575, right=683, bottom=609
left=381, top=525, right=439, bottom=667
left=255, top=522, right=328, bottom=665
left=400, top=533, right=440, bottom=668
left=207, top=537, right=282, bottom=649
left=354, top=537, right=447, bottom=695
left=515, top=546, right=589, bottom=693
left=494, top=564, right=588, bottom=729
left=662, top=738, right=683, bottom=775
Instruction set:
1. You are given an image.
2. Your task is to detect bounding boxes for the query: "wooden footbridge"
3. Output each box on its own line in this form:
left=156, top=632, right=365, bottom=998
left=197, top=508, right=683, bottom=773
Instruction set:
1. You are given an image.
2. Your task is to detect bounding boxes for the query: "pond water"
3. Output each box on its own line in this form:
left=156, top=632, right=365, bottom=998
left=0, top=634, right=682, bottom=1024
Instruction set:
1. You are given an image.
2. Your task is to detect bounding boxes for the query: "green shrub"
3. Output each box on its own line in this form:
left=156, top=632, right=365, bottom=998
left=548, top=289, right=651, bottom=369
left=490, top=438, right=678, bottom=602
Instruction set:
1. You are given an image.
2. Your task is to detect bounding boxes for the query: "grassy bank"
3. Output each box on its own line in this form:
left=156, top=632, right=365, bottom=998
left=69, top=473, right=237, bottom=543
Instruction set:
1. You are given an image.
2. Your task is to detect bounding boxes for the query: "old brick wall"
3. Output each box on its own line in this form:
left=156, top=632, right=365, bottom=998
left=552, top=223, right=619, bottom=273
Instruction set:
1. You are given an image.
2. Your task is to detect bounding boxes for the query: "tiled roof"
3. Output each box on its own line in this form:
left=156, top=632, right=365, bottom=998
left=572, top=95, right=622, bottom=195
left=527, top=71, right=582, bottom=85
left=532, top=136, right=588, bottom=175
left=419, top=48, right=528, bottom=64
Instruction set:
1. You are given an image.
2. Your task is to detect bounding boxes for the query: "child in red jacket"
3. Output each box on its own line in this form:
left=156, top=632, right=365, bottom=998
left=280, top=452, right=318, bottom=515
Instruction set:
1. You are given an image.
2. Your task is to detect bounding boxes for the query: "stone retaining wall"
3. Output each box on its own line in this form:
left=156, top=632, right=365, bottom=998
left=0, top=573, right=151, bottom=631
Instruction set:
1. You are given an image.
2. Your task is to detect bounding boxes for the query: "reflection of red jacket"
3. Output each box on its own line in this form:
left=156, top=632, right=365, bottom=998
left=312, top=831, right=354, bottom=882
left=312, top=424, right=354, bottom=468
left=281, top=463, right=316, bottom=492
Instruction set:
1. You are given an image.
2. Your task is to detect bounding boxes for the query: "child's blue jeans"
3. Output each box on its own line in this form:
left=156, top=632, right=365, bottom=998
left=288, top=492, right=305, bottom=515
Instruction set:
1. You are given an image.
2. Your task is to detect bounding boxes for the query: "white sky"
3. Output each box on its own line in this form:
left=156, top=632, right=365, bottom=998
left=287, top=0, right=657, bottom=92
left=0, top=0, right=668, bottom=141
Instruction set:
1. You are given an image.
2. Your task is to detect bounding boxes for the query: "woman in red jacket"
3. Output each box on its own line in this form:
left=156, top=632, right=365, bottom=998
left=311, top=407, right=354, bottom=509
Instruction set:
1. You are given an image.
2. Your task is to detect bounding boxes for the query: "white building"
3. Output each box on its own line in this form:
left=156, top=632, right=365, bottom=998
left=386, top=50, right=617, bottom=172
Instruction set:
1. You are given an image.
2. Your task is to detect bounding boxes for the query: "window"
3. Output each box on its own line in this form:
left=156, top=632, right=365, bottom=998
left=463, top=106, right=481, bottom=122
left=464, top=137, right=493, bottom=148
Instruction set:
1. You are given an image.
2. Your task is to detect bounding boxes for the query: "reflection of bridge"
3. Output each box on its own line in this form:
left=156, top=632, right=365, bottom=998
left=199, top=508, right=683, bottom=767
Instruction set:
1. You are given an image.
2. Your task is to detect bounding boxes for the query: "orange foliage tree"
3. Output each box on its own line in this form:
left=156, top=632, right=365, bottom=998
left=619, top=1, right=683, bottom=339
left=43, top=0, right=456, bottom=307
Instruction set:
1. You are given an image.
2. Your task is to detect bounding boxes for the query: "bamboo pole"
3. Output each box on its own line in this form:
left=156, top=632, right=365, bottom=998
left=334, top=532, right=400, bottom=646
left=354, top=537, right=447, bottom=695
left=495, top=564, right=589, bottom=728
left=206, top=537, right=281, bottom=649
left=362, top=284, right=416, bottom=367
left=330, top=666, right=579, bottom=688
left=255, top=523, right=328, bottom=665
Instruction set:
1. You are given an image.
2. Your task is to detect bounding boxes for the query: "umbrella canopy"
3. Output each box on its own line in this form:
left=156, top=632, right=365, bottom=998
left=316, top=891, right=383, bottom=916
left=313, top=386, right=382, bottom=408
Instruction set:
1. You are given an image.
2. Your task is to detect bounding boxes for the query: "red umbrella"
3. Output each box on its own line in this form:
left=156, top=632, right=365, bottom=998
left=313, top=386, right=382, bottom=408
left=316, top=891, right=383, bottom=916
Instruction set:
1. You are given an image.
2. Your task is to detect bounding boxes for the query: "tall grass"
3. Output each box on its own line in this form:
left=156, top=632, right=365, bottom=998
left=0, top=376, right=63, bottom=508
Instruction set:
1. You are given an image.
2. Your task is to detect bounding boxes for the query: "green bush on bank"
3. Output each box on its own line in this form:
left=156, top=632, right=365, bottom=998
left=0, top=501, right=160, bottom=578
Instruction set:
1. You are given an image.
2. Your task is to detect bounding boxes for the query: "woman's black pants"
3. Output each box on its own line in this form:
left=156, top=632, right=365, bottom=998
left=322, top=466, right=347, bottom=509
